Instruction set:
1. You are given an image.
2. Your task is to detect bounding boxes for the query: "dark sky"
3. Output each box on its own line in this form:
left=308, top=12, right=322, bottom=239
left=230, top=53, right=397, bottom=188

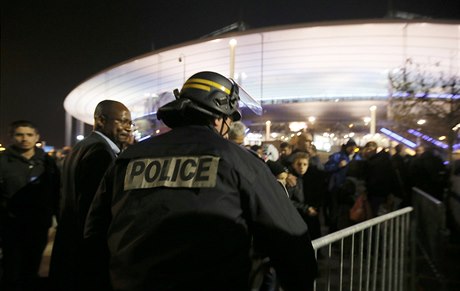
left=1, top=0, right=459, bottom=148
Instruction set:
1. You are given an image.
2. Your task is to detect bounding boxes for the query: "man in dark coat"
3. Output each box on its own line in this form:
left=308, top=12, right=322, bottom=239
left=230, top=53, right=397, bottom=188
left=85, top=71, right=317, bottom=291
left=49, top=100, right=132, bottom=291
left=409, top=146, right=447, bottom=201
left=362, top=142, right=401, bottom=216
left=0, top=120, right=60, bottom=290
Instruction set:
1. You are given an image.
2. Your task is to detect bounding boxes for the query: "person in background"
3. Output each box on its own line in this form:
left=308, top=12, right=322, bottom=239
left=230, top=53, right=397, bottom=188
left=409, top=146, right=447, bottom=201
left=361, top=141, right=401, bottom=216
left=286, top=152, right=322, bottom=240
left=324, top=138, right=357, bottom=232
left=278, top=142, right=293, bottom=168
left=391, top=144, right=411, bottom=206
left=292, top=132, right=313, bottom=154
left=0, top=120, right=60, bottom=290
left=266, top=160, right=289, bottom=197
left=307, top=144, right=324, bottom=170
left=50, top=100, right=132, bottom=291
left=228, top=121, right=247, bottom=145
left=84, top=71, right=317, bottom=291
left=251, top=144, right=264, bottom=159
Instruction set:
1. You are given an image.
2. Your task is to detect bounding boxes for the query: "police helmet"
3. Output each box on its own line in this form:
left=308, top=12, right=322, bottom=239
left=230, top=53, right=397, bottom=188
left=158, top=71, right=262, bottom=128
left=178, top=71, right=242, bottom=121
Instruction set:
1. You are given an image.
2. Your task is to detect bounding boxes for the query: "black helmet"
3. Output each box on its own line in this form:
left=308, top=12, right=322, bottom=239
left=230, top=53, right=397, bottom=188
left=158, top=71, right=262, bottom=128
left=177, top=71, right=242, bottom=121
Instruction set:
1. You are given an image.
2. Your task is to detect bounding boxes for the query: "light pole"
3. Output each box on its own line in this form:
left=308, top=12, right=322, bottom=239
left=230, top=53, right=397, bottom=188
left=370, top=105, right=377, bottom=135
left=265, top=120, right=271, bottom=141
left=229, top=39, right=237, bottom=79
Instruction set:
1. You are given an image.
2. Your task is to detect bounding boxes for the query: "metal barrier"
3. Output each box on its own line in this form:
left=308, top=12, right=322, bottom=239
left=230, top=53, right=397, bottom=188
left=312, top=207, right=413, bottom=291
left=412, top=187, right=450, bottom=286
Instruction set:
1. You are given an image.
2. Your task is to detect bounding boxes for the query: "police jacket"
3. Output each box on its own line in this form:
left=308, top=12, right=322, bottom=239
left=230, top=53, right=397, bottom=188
left=85, top=125, right=317, bottom=291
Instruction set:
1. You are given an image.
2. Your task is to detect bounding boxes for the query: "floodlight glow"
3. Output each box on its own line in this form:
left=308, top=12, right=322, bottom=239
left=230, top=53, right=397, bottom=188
left=289, top=122, right=307, bottom=132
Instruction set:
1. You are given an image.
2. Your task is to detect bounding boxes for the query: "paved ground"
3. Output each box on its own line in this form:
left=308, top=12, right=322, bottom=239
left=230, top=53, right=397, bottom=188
left=414, top=231, right=460, bottom=291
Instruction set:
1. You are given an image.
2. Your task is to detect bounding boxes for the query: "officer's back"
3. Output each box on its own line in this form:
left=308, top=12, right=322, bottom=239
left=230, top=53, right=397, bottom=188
left=85, top=71, right=317, bottom=291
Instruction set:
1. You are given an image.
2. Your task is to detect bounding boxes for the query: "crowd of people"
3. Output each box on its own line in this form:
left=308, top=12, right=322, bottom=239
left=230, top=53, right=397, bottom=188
left=0, top=70, right=450, bottom=291
left=259, top=133, right=449, bottom=236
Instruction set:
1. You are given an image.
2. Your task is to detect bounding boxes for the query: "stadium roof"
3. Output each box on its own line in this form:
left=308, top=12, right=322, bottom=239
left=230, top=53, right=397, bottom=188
left=63, top=19, right=459, bottom=131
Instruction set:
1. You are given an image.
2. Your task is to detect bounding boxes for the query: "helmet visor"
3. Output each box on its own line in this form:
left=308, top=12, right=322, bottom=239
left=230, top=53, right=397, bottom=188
left=233, top=80, right=263, bottom=116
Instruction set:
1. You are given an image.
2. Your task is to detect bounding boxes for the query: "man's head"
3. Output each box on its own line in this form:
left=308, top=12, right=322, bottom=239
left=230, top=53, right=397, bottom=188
left=296, top=132, right=313, bottom=152
left=228, top=121, right=247, bottom=144
left=93, top=100, right=132, bottom=148
left=279, top=142, right=293, bottom=158
left=9, top=120, right=40, bottom=152
left=362, top=141, right=378, bottom=159
left=291, top=152, right=310, bottom=175
left=266, top=160, right=289, bottom=185
left=344, top=139, right=357, bottom=155
left=251, top=145, right=264, bottom=159
left=157, top=71, right=261, bottom=137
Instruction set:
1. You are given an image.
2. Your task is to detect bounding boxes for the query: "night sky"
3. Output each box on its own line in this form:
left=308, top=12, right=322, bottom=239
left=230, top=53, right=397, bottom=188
left=1, top=0, right=459, bottom=148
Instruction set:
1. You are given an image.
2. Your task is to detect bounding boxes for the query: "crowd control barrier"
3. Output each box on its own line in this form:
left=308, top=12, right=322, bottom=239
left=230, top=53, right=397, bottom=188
left=312, top=207, right=414, bottom=291
left=412, top=187, right=450, bottom=288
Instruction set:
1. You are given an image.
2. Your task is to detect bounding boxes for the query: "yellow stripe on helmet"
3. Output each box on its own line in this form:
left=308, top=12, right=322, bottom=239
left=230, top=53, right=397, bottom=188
left=186, top=78, right=231, bottom=95
left=182, top=83, right=211, bottom=92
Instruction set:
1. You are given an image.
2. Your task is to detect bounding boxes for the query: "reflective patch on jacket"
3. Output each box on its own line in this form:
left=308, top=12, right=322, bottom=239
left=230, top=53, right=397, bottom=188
left=124, top=156, right=220, bottom=190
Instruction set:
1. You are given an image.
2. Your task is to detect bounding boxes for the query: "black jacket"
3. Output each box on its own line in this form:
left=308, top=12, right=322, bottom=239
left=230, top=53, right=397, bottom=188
left=0, top=147, right=60, bottom=228
left=50, top=131, right=117, bottom=291
left=85, top=125, right=317, bottom=291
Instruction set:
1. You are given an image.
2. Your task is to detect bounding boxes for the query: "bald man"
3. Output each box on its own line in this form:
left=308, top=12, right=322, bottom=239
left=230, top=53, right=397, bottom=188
left=50, top=100, right=132, bottom=291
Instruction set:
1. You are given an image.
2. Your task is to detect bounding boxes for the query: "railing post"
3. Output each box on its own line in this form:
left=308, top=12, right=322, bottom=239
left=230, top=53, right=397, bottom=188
left=410, top=211, right=416, bottom=291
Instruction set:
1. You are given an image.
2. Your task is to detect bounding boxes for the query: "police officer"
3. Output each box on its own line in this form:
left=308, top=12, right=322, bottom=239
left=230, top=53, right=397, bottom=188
left=85, top=71, right=317, bottom=291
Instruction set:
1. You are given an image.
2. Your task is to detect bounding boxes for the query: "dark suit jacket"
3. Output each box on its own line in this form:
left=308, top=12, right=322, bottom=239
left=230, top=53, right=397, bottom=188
left=50, top=132, right=117, bottom=291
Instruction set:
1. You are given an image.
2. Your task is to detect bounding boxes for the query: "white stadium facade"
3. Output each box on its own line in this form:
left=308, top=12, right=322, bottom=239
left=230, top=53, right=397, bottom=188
left=63, top=19, right=459, bottom=150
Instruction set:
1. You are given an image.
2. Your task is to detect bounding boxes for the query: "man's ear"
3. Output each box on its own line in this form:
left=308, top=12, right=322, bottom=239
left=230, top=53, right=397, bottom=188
left=94, top=115, right=105, bottom=129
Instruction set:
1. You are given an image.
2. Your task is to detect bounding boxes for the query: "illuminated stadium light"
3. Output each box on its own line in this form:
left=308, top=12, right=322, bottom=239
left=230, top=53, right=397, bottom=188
left=407, top=129, right=449, bottom=149
left=380, top=128, right=417, bottom=148
left=391, top=92, right=460, bottom=99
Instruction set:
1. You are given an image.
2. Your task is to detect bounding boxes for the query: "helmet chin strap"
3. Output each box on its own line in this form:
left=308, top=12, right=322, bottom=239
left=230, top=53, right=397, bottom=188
left=211, top=116, right=230, bottom=137
left=220, top=117, right=230, bottom=137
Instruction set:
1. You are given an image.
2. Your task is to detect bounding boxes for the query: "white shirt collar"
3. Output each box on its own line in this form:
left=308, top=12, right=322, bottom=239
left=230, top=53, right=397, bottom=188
left=94, top=131, right=121, bottom=155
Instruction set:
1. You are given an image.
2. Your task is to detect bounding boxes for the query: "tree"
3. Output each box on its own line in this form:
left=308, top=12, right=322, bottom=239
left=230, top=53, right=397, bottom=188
left=388, top=58, right=460, bottom=168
